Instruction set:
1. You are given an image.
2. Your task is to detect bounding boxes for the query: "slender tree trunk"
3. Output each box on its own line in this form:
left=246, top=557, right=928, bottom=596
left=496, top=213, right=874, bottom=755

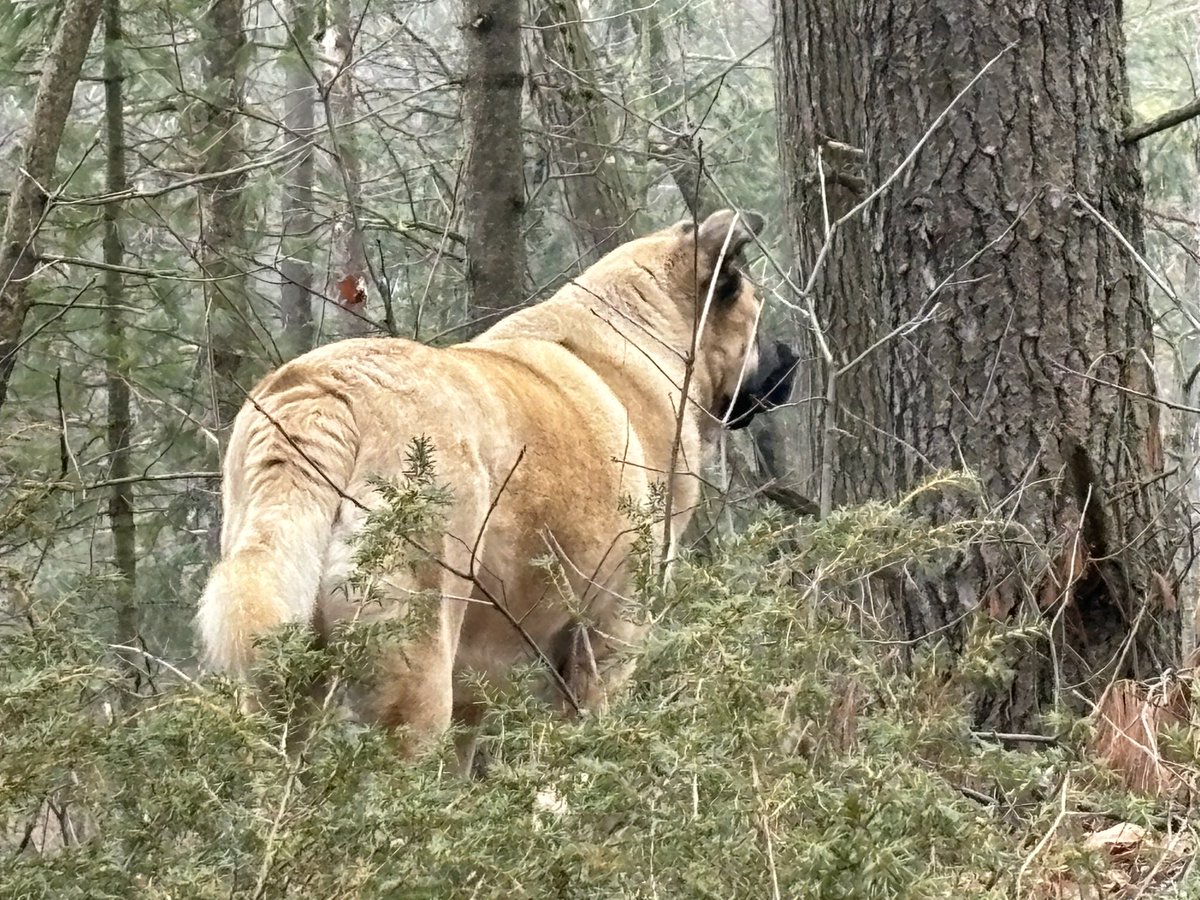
left=775, top=0, right=879, bottom=501
left=1181, top=15, right=1200, bottom=662
left=528, top=0, right=633, bottom=261
left=462, top=0, right=526, bottom=334
left=0, top=0, right=103, bottom=415
left=320, top=7, right=374, bottom=338
left=200, top=0, right=255, bottom=431
left=781, top=0, right=1181, bottom=728
left=103, top=0, right=138, bottom=671
left=639, top=6, right=703, bottom=217
left=280, top=0, right=316, bottom=358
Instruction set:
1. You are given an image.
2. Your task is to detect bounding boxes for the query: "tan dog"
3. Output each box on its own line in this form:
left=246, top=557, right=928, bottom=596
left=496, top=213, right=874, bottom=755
left=196, top=210, right=796, bottom=771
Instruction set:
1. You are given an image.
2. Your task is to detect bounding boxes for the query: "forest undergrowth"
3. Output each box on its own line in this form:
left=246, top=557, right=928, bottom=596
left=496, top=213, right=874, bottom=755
left=2, top=474, right=1197, bottom=899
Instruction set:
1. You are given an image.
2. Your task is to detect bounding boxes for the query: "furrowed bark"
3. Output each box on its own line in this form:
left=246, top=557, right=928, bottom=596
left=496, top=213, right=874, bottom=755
left=869, top=0, right=1178, bottom=726
left=777, top=0, right=1182, bottom=728
left=775, top=0, right=879, bottom=500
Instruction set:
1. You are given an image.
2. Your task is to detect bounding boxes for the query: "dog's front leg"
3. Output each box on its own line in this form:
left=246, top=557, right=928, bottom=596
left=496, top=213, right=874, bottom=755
left=548, top=616, right=650, bottom=718
left=552, top=622, right=605, bottom=717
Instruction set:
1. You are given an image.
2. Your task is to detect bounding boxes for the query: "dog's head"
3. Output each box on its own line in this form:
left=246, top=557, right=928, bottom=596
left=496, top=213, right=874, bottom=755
left=596, top=209, right=798, bottom=433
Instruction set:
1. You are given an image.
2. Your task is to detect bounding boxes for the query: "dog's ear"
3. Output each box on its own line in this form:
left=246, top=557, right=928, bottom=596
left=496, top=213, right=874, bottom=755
left=696, top=209, right=764, bottom=264
left=691, top=210, right=763, bottom=306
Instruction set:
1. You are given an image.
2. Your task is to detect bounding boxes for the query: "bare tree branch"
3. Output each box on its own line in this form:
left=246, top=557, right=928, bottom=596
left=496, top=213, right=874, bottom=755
left=1123, top=94, right=1200, bottom=144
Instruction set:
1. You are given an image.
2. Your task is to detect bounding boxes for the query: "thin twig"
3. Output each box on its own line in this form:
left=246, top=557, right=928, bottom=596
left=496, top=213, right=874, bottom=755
left=252, top=721, right=298, bottom=900
left=470, top=446, right=527, bottom=574
left=750, top=757, right=782, bottom=900
left=57, top=143, right=311, bottom=206
left=972, top=730, right=1059, bottom=746
left=1052, top=361, right=1200, bottom=414
left=1075, top=192, right=1200, bottom=332
left=46, top=470, right=220, bottom=492
left=1014, top=775, right=1070, bottom=897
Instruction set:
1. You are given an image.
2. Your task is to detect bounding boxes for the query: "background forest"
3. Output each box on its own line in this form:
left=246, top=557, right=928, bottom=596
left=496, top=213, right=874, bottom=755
left=3, top=0, right=1200, bottom=896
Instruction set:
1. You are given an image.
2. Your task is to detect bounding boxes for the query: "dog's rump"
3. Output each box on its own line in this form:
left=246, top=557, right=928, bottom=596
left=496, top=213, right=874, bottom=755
left=196, top=348, right=367, bottom=673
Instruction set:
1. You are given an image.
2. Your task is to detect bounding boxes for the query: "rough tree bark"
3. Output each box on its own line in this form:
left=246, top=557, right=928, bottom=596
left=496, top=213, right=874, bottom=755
left=462, top=0, right=527, bottom=334
left=0, top=0, right=103, bottom=415
left=774, top=0, right=880, bottom=499
left=528, top=0, right=633, bottom=261
left=280, top=0, right=316, bottom=358
left=103, top=0, right=138, bottom=667
left=200, top=0, right=256, bottom=431
left=779, top=0, right=1181, bottom=728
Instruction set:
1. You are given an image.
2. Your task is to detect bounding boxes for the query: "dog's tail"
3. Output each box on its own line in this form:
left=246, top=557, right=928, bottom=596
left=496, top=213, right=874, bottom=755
left=196, top=393, right=357, bottom=675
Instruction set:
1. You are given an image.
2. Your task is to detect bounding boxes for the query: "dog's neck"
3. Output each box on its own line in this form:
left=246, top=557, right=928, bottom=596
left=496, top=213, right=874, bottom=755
left=476, top=275, right=721, bottom=463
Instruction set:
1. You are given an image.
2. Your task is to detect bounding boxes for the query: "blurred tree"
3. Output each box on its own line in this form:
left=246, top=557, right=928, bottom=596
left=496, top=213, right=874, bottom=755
left=639, top=3, right=703, bottom=217
left=461, top=0, right=526, bottom=334
left=102, top=0, right=137, bottom=671
left=528, top=0, right=634, bottom=260
left=321, top=5, right=375, bottom=337
left=0, top=0, right=103, bottom=414
left=198, top=0, right=258, bottom=431
left=280, top=0, right=317, bottom=358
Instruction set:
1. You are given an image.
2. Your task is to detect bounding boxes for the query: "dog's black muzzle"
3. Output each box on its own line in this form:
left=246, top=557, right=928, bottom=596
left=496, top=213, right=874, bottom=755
left=720, top=341, right=799, bottom=430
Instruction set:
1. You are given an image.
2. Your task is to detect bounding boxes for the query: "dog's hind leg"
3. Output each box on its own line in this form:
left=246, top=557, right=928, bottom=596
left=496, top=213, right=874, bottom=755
left=360, top=495, right=489, bottom=759
left=366, top=572, right=472, bottom=759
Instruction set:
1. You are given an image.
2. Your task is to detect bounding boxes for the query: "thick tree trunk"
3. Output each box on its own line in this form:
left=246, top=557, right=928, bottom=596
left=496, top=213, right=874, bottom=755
left=280, top=0, right=316, bottom=358
left=0, top=0, right=103, bottom=415
left=872, top=1, right=1180, bottom=724
left=528, top=0, right=633, bottom=261
left=200, top=0, right=255, bottom=431
left=779, top=0, right=1182, bottom=728
left=103, top=0, right=138, bottom=669
left=462, top=0, right=526, bottom=334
